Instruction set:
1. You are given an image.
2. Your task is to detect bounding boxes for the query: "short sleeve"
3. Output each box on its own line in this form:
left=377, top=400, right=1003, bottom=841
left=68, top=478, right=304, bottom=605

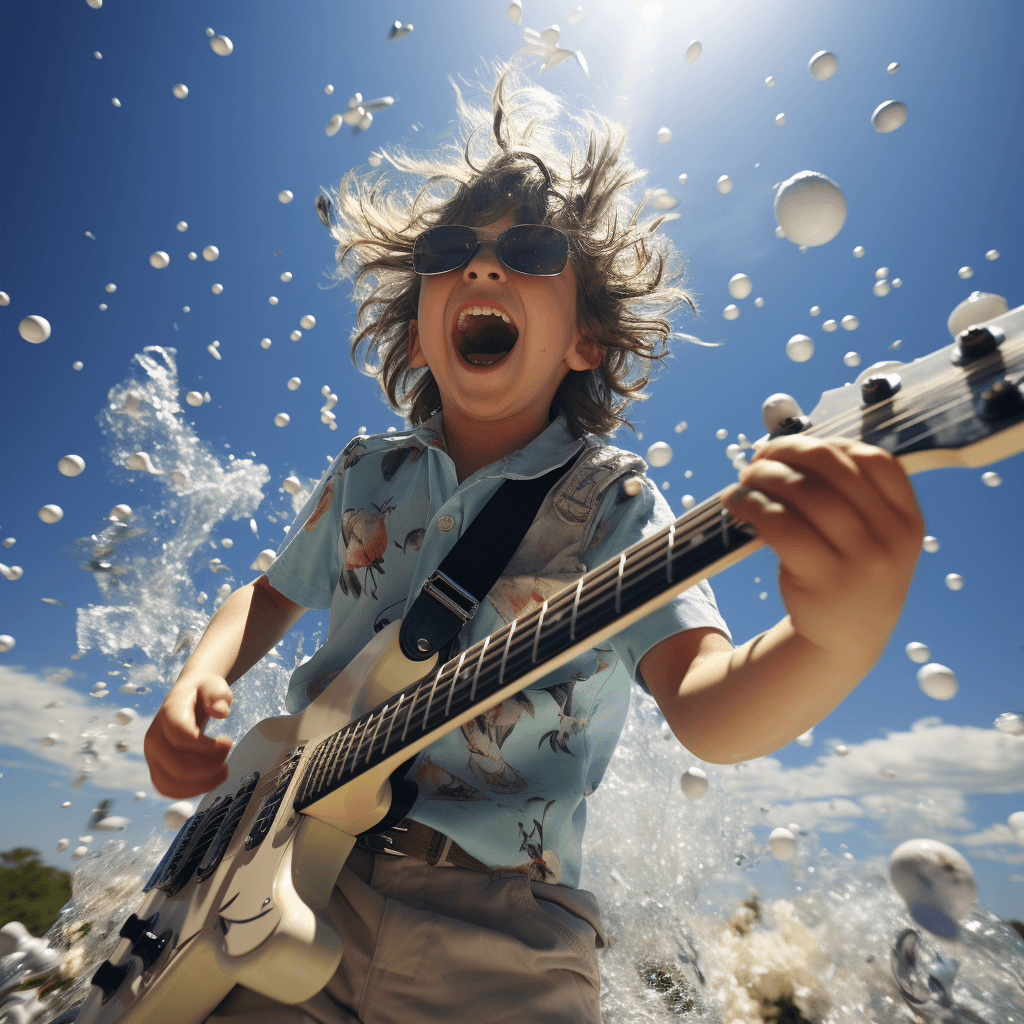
left=264, top=453, right=345, bottom=610
left=582, top=474, right=732, bottom=696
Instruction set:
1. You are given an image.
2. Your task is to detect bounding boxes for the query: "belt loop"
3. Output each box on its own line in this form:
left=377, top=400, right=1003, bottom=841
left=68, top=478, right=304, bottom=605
left=436, top=835, right=453, bottom=866
left=424, top=830, right=446, bottom=865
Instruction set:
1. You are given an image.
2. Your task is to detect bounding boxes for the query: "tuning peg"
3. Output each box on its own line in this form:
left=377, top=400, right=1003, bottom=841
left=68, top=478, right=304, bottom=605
left=951, top=324, right=1005, bottom=365
left=979, top=378, right=1024, bottom=421
left=860, top=373, right=902, bottom=406
left=761, top=393, right=808, bottom=437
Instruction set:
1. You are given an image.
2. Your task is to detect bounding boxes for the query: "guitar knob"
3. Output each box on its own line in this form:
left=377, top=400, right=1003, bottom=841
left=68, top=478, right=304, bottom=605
left=90, top=958, right=133, bottom=1002
left=951, top=324, right=1004, bottom=365
left=979, top=378, right=1024, bottom=421
left=958, top=325, right=998, bottom=358
left=118, top=912, right=158, bottom=943
left=131, top=929, right=171, bottom=971
left=861, top=373, right=901, bottom=405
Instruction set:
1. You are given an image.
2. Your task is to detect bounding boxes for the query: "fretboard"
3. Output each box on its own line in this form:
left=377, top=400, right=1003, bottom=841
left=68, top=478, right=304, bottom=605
left=292, top=494, right=757, bottom=811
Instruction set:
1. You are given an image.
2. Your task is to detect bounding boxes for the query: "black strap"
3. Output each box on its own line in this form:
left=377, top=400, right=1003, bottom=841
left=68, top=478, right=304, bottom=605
left=399, top=448, right=584, bottom=661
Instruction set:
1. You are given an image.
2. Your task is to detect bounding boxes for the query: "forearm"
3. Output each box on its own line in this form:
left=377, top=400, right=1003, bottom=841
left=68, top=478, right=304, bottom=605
left=175, top=582, right=297, bottom=688
left=670, top=615, right=876, bottom=764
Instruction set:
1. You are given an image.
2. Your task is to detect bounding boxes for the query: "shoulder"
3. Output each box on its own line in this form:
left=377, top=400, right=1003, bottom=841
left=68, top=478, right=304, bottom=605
left=337, top=426, right=433, bottom=477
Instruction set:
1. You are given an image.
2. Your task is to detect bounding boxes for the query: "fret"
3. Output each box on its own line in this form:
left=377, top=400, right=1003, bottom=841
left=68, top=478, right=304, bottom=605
left=365, top=707, right=387, bottom=767
left=317, top=733, right=337, bottom=786
left=446, top=651, right=467, bottom=717
left=310, top=738, right=332, bottom=796
left=531, top=600, right=548, bottom=664
left=381, top=693, right=402, bottom=755
left=666, top=523, right=675, bottom=584
left=423, top=663, right=445, bottom=731
left=614, top=552, right=626, bottom=616
left=333, top=724, right=356, bottom=782
left=498, top=619, right=517, bottom=685
left=346, top=716, right=374, bottom=777
left=470, top=636, right=490, bottom=702
left=570, top=577, right=584, bottom=642
left=331, top=720, right=356, bottom=782
left=400, top=684, right=419, bottom=744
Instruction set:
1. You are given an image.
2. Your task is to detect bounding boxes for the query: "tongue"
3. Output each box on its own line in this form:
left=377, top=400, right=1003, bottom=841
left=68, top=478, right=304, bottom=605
left=460, top=319, right=518, bottom=364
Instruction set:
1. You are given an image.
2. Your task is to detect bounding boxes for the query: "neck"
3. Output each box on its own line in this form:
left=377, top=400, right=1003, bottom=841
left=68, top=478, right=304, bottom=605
left=441, top=407, right=554, bottom=483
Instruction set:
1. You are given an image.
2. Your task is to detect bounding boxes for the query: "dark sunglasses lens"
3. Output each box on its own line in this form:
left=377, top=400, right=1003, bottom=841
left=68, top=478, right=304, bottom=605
left=499, top=226, right=568, bottom=276
left=412, top=226, right=478, bottom=274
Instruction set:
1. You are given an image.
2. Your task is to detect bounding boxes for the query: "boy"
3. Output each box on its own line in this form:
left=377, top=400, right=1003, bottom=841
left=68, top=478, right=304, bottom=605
left=144, top=64, right=924, bottom=1024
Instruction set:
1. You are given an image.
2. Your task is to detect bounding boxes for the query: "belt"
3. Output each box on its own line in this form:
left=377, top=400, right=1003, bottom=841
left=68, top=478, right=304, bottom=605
left=355, top=818, right=490, bottom=873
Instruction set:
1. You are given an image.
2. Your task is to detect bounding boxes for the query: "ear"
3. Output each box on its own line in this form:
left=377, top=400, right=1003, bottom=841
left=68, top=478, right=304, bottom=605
left=565, top=335, right=602, bottom=372
left=407, top=320, right=428, bottom=369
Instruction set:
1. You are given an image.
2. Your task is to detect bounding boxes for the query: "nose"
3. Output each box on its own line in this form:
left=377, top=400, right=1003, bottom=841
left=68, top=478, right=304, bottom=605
left=462, top=239, right=507, bottom=282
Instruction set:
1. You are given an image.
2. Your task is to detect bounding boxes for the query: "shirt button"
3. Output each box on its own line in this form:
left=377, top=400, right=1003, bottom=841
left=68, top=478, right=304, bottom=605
left=437, top=515, right=455, bottom=531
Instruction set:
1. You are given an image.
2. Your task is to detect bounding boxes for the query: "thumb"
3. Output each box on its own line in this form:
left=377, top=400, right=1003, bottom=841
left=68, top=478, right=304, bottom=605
left=196, top=678, right=233, bottom=720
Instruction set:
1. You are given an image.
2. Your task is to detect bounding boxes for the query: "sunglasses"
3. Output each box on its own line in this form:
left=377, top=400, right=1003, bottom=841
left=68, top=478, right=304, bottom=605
left=412, top=224, right=570, bottom=277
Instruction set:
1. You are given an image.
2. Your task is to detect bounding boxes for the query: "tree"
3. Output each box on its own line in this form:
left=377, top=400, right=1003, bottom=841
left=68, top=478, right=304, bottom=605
left=1, top=848, right=72, bottom=937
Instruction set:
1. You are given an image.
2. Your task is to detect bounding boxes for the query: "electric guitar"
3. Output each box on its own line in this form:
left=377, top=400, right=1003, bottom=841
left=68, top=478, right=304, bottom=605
left=75, top=305, right=1024, bottom=1023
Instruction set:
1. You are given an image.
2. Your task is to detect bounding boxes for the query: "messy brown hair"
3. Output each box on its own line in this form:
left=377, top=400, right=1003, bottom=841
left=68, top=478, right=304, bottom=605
left=322, top=59, right=709, bottom=438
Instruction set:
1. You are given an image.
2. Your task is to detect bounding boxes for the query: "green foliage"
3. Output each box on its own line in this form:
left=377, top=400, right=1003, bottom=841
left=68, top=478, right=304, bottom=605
left=0, top=847, right=72, bottom=937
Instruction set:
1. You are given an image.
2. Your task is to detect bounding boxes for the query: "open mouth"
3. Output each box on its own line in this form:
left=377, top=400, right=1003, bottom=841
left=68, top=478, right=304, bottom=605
left=453, top=309, right=520, bottom=366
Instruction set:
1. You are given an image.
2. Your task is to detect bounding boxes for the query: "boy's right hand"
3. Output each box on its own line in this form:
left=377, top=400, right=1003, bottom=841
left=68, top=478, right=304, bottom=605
left=144, top=676, right=234, bottom=799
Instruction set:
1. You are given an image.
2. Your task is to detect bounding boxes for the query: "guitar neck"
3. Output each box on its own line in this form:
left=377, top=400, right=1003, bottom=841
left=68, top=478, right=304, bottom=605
left=294, top=495, right=759, bottom=811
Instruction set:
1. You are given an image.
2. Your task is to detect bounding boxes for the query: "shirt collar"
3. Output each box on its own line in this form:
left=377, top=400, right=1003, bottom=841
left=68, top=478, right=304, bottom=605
left=410, top=410, right=587, bottom=481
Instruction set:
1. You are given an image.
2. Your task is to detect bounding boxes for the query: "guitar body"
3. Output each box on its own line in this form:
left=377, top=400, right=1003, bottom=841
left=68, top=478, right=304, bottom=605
left=76, top=620, right=437, bottom=1024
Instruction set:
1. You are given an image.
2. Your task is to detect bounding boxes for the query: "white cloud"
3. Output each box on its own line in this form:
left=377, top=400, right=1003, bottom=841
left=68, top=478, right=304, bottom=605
left=0, top=664, right=155, bottom=794
left=958, top=823, right=1022, bottom=847
left=714, top=717, right=1024, bottom=843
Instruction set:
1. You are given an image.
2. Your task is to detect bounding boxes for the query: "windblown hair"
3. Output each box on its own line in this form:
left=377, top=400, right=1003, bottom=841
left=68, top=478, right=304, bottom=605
left=323, top=59, right=709, bottom=438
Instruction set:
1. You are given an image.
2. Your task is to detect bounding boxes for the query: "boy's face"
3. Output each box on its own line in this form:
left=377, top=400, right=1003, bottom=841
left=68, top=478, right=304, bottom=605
left=407, top=212, right=600, bottom=430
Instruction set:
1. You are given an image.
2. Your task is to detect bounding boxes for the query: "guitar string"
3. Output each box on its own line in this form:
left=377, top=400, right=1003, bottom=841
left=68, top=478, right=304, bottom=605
left=306, top=349, right=1023, bottom=791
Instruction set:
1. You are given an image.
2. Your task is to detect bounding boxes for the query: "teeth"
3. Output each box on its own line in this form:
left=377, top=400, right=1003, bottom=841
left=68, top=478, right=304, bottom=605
left=456, top=306, right=513, bottom=332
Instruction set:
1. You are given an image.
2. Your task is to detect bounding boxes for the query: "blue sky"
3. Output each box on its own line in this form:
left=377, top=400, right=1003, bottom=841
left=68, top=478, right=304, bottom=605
left=1, top=0, right=1023, bottom=927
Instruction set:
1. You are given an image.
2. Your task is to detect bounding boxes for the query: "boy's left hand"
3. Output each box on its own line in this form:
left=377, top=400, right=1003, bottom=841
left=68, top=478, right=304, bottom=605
left=721, top=435, right=926, bottom=667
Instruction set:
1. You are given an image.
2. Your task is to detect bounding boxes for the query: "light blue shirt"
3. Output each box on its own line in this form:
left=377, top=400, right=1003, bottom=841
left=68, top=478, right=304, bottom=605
left=267, top=411, right=731, bottom=888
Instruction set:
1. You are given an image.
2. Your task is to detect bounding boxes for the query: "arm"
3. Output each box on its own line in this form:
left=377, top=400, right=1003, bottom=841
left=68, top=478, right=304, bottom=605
left=640, top=435, right=925, bottom=765
left=180, top=574, right=308, bottom=687
left=144, top=575, right=308, bottom=797
left=640, top=620, right=872, bottom=764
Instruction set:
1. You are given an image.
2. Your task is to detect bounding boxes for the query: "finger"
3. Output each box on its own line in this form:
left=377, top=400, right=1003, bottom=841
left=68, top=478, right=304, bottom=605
left=196, top=678, right=233, bottom=721
left=722, top=483, right=841, bottom=581
left=149, top=761, right=229, bottom=801
left=742, top=438, right=902, bottom=552
left=827, top=438, right=926, bottom=534
left=752, top=435, right=920, bottom=531
left=144, top=728, right=231, bottom=797
left=737, top=456, right=876, bottom=556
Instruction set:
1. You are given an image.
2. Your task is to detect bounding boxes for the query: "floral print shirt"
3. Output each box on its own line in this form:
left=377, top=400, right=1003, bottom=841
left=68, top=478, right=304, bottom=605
left=267, top=411, right=731, bottom=888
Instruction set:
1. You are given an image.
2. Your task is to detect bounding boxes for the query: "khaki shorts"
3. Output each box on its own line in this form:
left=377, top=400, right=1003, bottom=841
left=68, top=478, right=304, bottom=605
left=207, top=845, right=606, bottom=1024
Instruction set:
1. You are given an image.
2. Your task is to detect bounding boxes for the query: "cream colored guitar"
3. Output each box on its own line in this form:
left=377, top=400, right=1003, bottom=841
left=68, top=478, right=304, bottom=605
left=75, top=306, right=1024, bottom=1023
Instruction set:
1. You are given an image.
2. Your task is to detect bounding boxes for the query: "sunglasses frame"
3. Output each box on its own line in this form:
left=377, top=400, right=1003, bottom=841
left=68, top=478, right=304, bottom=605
left=412, top=224, right=571, bottom=278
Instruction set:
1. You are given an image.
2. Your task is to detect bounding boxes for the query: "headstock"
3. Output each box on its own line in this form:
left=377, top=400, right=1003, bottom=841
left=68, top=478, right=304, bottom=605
left=757, top=304, right=1024, bottom=475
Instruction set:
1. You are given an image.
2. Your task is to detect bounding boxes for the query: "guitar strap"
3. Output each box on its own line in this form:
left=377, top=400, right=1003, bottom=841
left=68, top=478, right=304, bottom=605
left=397, top=446, right=585, bottom=663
